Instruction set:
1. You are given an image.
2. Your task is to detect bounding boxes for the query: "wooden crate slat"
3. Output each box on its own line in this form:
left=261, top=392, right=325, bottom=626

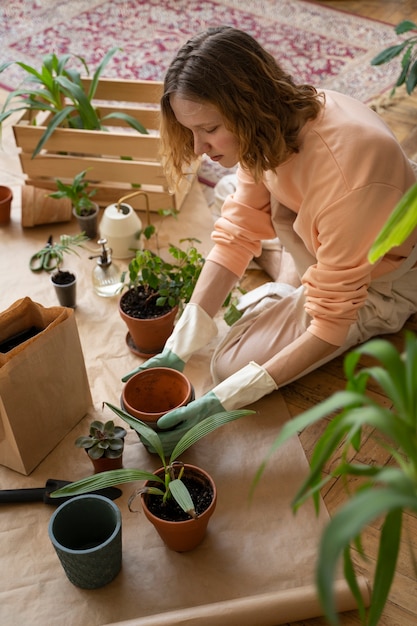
left=19, top=153, right=167, bottom=187
left=12, top=79, right=195, bottom=213
left=13, top=125, right=161, bottom=159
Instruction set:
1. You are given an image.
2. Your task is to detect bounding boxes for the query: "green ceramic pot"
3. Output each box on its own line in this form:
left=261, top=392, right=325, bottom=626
left=48, top=494, right=122, bottom=589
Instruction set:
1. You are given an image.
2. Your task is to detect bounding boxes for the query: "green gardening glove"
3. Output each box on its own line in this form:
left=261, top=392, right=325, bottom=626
left=141, top=391, right=224, bottom=456
left=142, top=362, right=278, bottom=456
left=122, top=303, right=217, bottom=382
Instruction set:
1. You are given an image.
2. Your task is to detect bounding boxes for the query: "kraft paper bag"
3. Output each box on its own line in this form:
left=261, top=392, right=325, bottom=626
left=0, top=297, right=92, bottom=474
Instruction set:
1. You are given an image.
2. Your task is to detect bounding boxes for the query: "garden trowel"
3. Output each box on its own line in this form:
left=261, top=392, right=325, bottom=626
left=0, top=478, right=122, bottom=505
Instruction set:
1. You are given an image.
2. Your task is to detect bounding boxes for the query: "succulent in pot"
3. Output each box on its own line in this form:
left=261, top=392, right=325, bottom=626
left=75, top=419, right=127, bottom=473
left=51, top=404, right=254, bottom=551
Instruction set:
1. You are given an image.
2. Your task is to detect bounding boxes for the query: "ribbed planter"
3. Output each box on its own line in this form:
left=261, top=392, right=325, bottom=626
left=141, top=464, right=217, bottom=552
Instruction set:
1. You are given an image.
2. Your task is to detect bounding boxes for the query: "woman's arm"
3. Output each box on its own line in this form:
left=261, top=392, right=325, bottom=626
left=190, top=259, right=240, bottom=317
left=264, top=330, right=338, bottom=388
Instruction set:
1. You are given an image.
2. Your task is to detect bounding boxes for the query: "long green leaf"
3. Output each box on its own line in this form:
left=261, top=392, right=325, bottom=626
left=88, top=46, right=121, bottom=99
left=32, top=105, right=76, bottom=157
left=316, top=488, right=417, bottom=625
left=102, top=111, right=149, bottom=134
left=368, top=181, right=417, bottom=262
left=169, top=478, right=195, bottom=516
left=368, top=509, right=403, bottom=626
left=50, top=468, right=160, bottom=497
left=104, top=402, right=166, bottom=464
left=55, top=75, right=100, bottom=129
left=170, top=409, right=254, bottom=462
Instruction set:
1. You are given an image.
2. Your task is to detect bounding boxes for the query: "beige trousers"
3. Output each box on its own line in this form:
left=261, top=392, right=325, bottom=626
left=212, top=237, right=417, bottom=385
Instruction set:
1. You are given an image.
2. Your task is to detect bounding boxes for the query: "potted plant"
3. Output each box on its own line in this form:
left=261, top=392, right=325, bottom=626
left=75, top=419, right=127, bottom=474
left=30, top=232, right=88, bottom=308
left=253, top=183, right=417, bottom=626
left=49, top=169, right=99, bottom=239
left=51, top=404, right=254, bottom=552
left=371, top=20, right=417, bottom=96
left=0, top=51, right=197, bottom=213
left=119, top=237, right=205, bottom=357
left=0, top=47, right=148, bottom=157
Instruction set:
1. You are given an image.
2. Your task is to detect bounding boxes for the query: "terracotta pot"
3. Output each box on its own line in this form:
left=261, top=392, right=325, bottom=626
left=121, top=367, right=193, bottom=430
left=89, top=454, right=124, bottom=474
left=141, top=464, right=217, bottom=552
left=119, top=295, right=178, bottom=357
left=0, top=186, right=13, bottom=225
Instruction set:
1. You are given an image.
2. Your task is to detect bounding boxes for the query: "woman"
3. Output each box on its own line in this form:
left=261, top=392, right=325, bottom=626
left=124, top=26, right=417, bottom=452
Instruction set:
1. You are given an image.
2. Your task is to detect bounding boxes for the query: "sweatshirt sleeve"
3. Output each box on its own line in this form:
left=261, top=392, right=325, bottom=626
left=207, top=167, right=277, bottom=277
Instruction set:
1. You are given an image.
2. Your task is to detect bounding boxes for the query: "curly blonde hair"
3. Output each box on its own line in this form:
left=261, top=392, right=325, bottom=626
left=160, top=26, right=324, bottom=187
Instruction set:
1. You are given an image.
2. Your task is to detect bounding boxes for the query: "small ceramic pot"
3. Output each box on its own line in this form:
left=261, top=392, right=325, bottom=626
left=88, top=453, right=124, bottom=474
left=48, top=494, right=122, bottom=589
left=51, top=271, right=77, bottom=308
left=0, top=186, right=13, bottom=225
left=141, top=464, right=217, bottom=552
left=73, top=203, right=99, bottom=239
left=121, top=367, right=193, bottom=430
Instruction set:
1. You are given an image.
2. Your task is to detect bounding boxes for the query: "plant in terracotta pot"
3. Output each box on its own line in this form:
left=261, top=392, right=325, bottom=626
left=51, top=404, right=254, bottom=552
left=75, top=419, right=127, bottom=474
left=119, top=238, right=205, bottom=357
left=121, top=367, right=194, bottom=431
left=49, top=169, right=99, bottom=239
left=30, top=232, right=88, bottom=308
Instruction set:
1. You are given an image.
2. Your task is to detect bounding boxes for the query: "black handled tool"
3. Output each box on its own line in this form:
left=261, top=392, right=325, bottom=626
left=0, top=479, right=122, bottom=505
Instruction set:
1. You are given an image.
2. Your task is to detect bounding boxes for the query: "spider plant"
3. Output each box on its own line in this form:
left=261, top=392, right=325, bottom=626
left=51, top=404, right=254, bottom=518
left=0, top=47, right=148, bottom=157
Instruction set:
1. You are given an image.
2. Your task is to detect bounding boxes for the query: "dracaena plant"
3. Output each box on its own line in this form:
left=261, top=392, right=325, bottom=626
left=0, top=47, right=148, bottom=157
left=253, top=335, right=417, bottom=626
left=52, top=404, right=253, bottom=518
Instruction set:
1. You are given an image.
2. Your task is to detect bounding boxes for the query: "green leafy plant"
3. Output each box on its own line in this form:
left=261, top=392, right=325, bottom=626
left=29, top=232, right=88, bottom=273
left=254, top=334, right=417, bottom=625
left=49, top=169, right=97, bottom=216
left=122, top=237, right=205, bottom=314
left=371, top=20, right=417, bottom=95
left=0, top=47, right=148, bottom=157
left=52, top=404, right=254, bottom=518
left=75, top=419, right=127, bottom=460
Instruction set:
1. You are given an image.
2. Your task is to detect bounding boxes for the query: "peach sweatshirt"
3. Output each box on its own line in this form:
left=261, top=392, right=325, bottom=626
left=207, top=90, right=416, bottom=346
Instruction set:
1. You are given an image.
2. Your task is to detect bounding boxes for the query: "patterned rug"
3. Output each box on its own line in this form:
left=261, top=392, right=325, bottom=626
left=0, top=0, right=400, bottom=102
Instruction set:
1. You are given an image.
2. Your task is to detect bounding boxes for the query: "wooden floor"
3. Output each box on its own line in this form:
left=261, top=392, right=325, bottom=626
left=241, top=2, right=417, bottom=624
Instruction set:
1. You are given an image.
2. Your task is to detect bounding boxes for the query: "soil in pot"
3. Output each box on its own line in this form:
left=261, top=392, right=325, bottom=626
left=146, top=474, right=214, bottom=522
left=119, top=288, right=178, bottom=357
left=120, top=286, right=173, bottom=320
left=51, top=271, right=76, bottom=308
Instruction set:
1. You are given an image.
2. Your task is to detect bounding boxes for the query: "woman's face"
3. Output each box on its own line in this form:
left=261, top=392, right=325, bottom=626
left=170, top=94, right=239, bottom=168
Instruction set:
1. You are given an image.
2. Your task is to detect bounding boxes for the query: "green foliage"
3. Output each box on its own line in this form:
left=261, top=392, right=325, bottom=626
left=52, top=405, right=254, bottom=518
left=75, top=419, right=127, bottom=460
left=368, top=180, right=417, bottom=263
left=49, top=168, right=97, bottom=215
left=30, top=232, right=88, bottom=272
left=253, top=333, right=417, bottom=625
left=123, top=238, right=205, bottom=312
left=371, top=20, right=417, bottom=95
left=0, top=47, right=148, bottom=157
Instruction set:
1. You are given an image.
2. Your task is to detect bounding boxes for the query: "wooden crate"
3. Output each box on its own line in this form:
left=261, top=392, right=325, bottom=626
left=12, top=78, right=197, bottom=212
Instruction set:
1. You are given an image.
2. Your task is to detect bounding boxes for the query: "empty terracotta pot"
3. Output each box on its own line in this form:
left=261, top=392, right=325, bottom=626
left=121, top=367, right=193, bottom=430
